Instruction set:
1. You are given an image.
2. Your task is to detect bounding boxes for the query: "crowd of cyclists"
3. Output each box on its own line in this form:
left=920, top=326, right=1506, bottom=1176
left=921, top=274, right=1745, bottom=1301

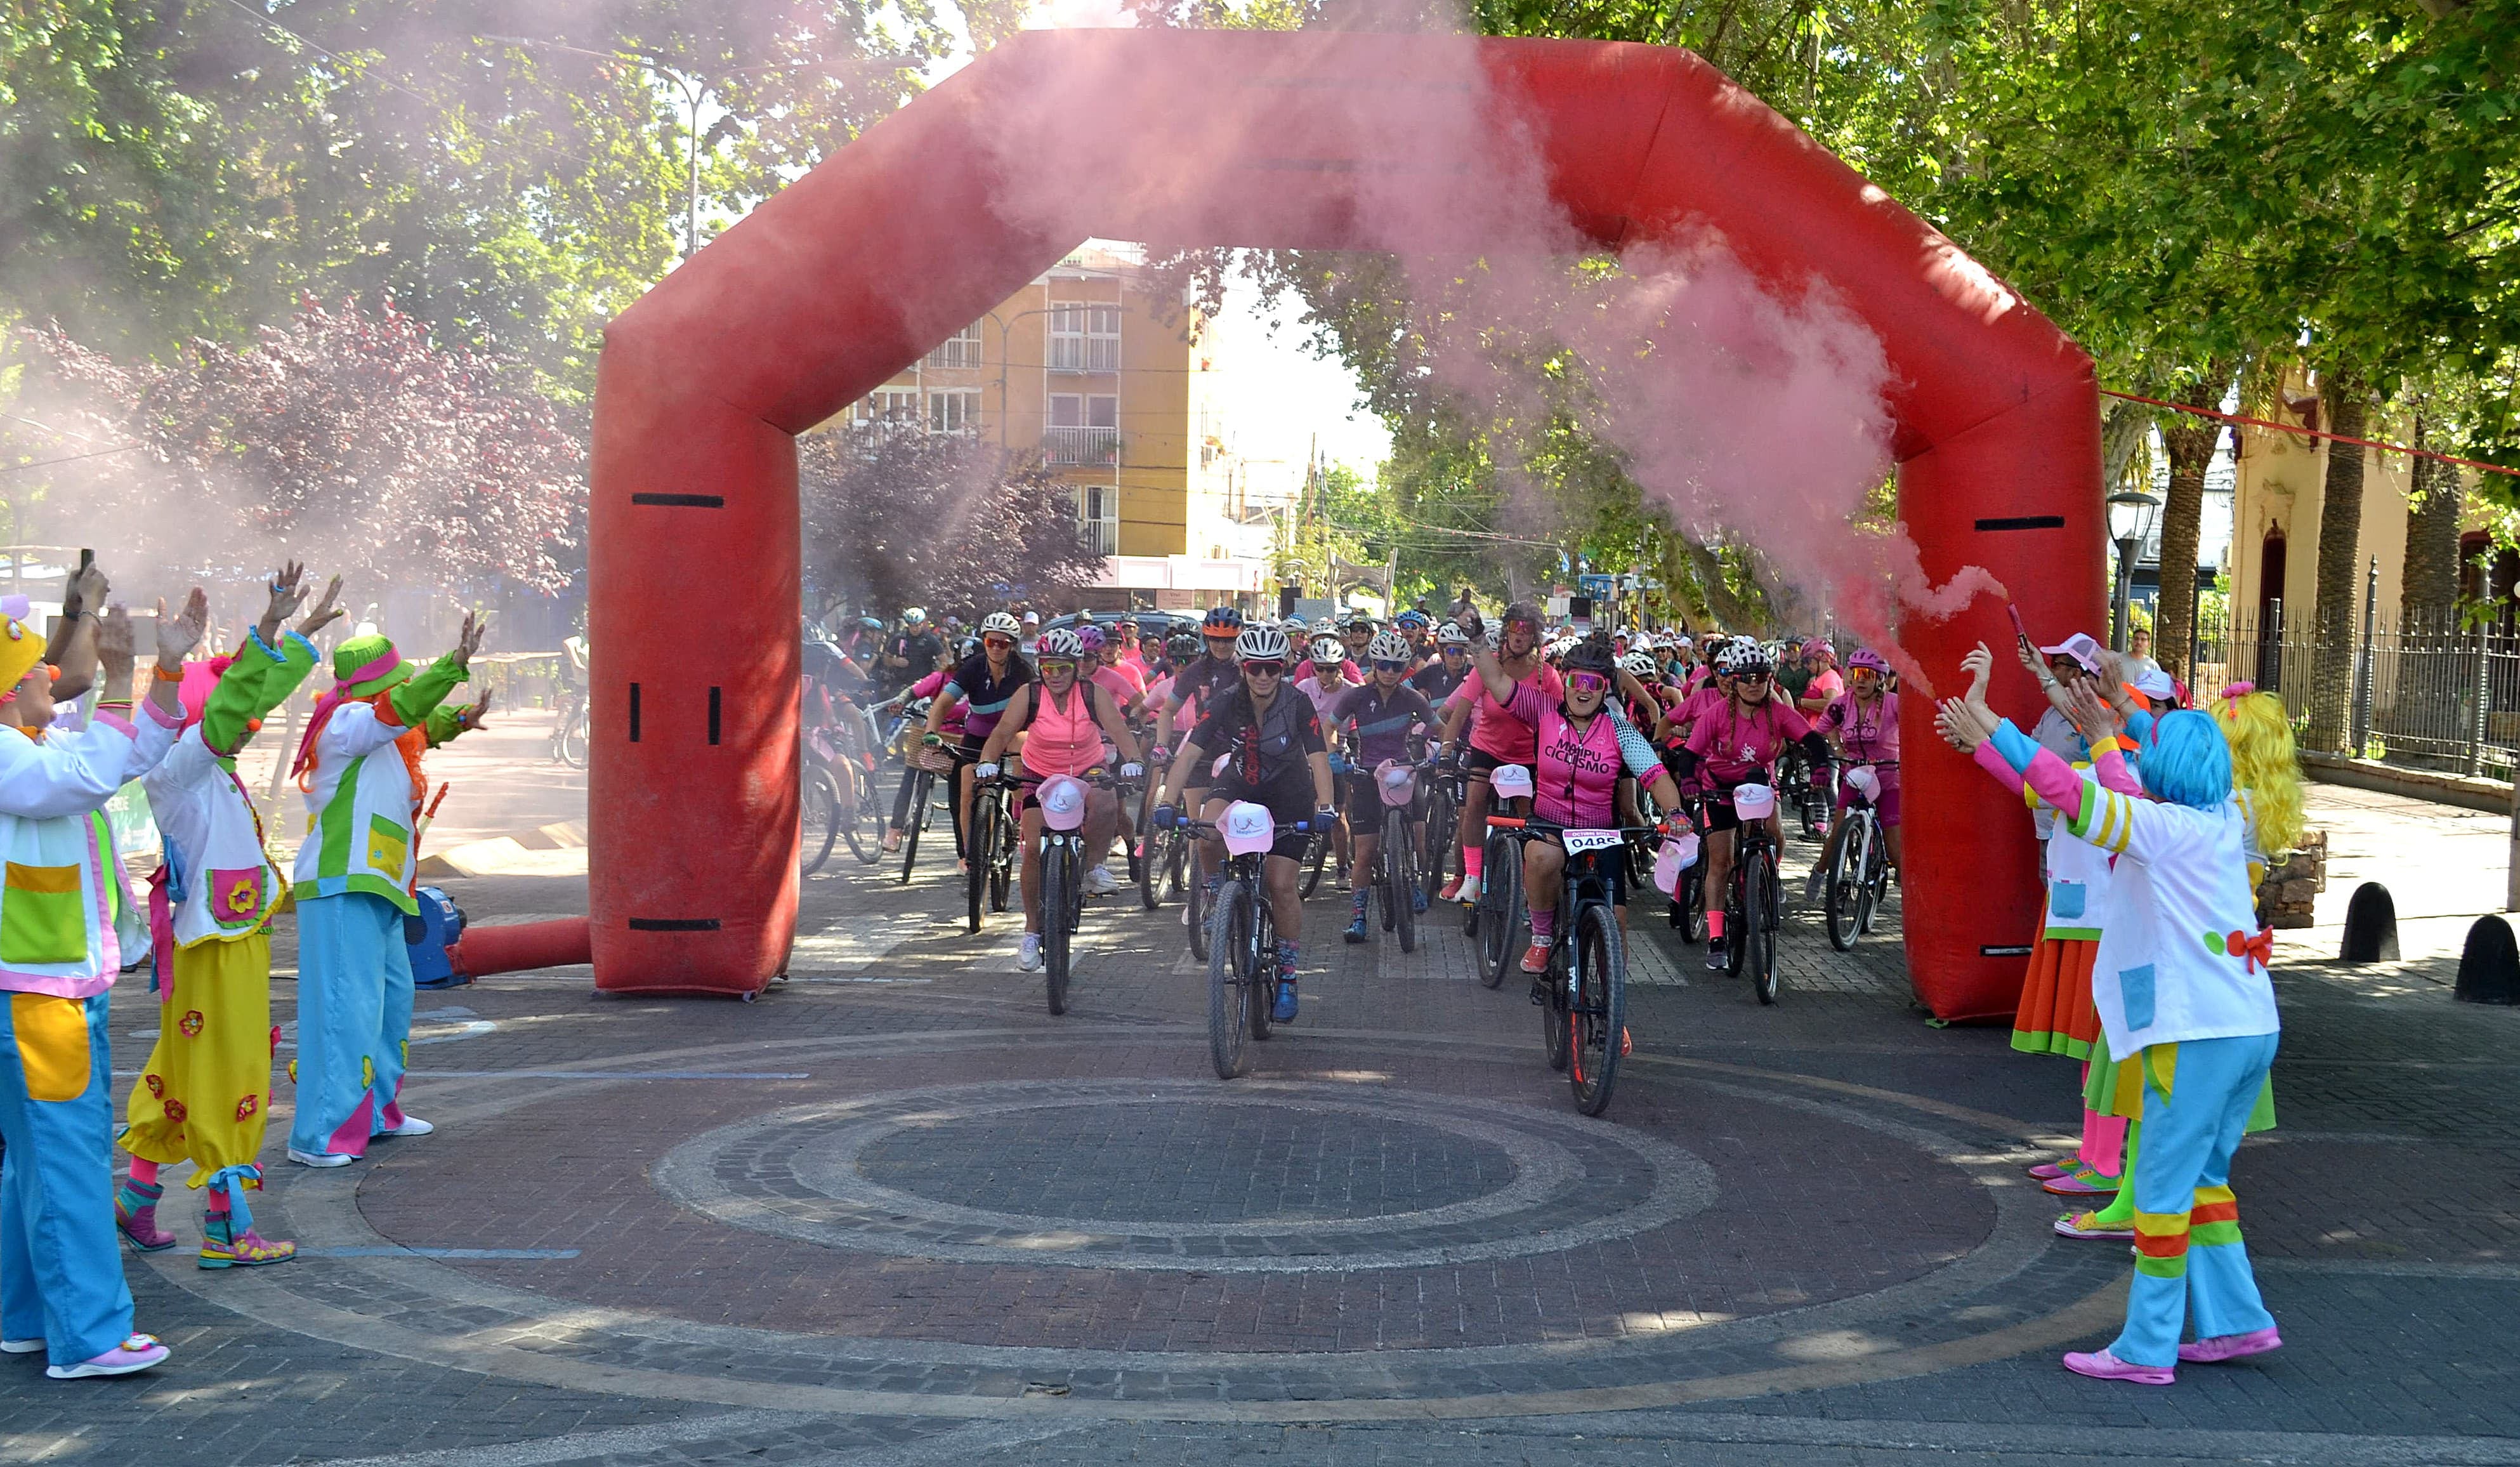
left=797, top=598, right=1906, bottom=1046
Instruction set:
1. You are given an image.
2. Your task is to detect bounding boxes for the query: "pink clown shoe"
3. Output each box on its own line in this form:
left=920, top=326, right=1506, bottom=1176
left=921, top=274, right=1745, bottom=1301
left=115, top=1196, right=176, bottom=1253
left=2178, top=1327, right=2282, bottom=1364
left=2026, top=1157, right=2078, bottom=1180
left=2042, top=1165, right=2121, bottom=1197
left=2062, top=1348, right=2174, bottom=1386
left=46, top=1333, right=169, bottom=1379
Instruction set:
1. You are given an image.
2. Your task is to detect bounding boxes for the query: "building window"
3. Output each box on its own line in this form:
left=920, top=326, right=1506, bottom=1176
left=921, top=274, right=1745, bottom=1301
left=859, top=388, right=921, bottom=426
left=1049, top=304, right=1120, bottom=372
left=1079, top=484, right=1119, bottom=556
left=927, top=322, right=985, bottom=371
left=1045, top=393, right=1119, bottom=467
left=928, top=390, right=981, bottom=436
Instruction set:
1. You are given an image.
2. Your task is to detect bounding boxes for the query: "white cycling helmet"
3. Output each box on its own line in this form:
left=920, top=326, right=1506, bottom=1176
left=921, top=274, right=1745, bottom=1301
left=1235, top=624, right=1291, bottom=662
left=1367, top=631, right=1410, bottom=663
left=902, top=607, right=928, bottom=626
left=980, top=611, right=1020, bottom=637
left=1037, top=627, right=1086, bottom=661
left=1436, top=621, right=1469, bottom=647
left=1620, top=650, right=1660, bottom=680
left=1309, top=634, right=1347, bottom=665
left=1713, top=639, right=1770, bottom=677
left=1310, top=615, right=1342, bottom=635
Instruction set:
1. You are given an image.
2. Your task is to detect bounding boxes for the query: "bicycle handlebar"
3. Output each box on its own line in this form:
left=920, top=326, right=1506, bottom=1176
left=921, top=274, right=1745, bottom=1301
left=1486, top=816, right=1671, bottom=836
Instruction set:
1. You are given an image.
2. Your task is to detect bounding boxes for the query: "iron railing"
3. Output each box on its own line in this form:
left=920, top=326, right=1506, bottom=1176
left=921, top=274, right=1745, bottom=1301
left=1044, top=426, right=1119, bottom=467
left=2191, top=599, right=2519, bottom=779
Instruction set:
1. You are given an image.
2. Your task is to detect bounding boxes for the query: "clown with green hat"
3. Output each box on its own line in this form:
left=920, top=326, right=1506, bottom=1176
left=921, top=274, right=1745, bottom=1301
left=285, top=611, right=488, bottom=1168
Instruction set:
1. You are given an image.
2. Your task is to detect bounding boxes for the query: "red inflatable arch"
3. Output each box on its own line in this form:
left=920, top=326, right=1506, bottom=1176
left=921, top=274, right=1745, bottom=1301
left=587, top=29, right=2102, bottom=1014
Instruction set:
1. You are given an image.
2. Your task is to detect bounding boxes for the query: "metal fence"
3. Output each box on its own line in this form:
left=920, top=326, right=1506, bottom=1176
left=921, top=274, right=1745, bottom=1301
left=2191, top=600, right=2520, bottom=779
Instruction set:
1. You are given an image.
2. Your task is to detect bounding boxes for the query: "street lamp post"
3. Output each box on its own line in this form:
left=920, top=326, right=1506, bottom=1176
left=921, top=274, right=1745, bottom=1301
left=2106, top=488, right=2162, bottom=653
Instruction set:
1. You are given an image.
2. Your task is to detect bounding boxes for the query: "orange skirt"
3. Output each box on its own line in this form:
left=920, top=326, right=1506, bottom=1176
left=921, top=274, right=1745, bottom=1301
left=2009, top=937, right=2099, bottom=1060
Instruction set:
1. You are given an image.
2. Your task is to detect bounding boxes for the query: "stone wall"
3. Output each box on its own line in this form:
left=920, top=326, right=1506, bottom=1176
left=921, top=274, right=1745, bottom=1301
left=2259, top=827, right=2328, bottom=930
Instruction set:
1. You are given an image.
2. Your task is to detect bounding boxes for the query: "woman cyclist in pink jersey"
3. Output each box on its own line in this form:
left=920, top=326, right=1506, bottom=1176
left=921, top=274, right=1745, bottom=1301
left=1434, top=603, right=1559, bottom=904
left=974, top=628, right=1145, bottom=973
left=1468, top=636, right=1687, bottom=977
left=1669, top=640, right=1833, bottom=971
left=1805, top=646, right=1901, bottom=900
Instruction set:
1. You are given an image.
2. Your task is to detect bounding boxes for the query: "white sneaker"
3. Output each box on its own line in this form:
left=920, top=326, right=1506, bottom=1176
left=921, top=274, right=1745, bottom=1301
left=1086, top=865, right=1119, bottom=897
left=287, top=1147, right=355, bottom=1168
left=1018, top=934, right=1043, bottom=971
left=379, top=1115, right=435, bottom=1138
left=1457, top=875, right=1481, bottom=905
left=1, top=1338, right=44, bottom=1354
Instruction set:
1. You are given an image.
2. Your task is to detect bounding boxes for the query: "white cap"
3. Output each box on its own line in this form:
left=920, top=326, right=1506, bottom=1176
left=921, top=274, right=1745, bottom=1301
left=2132, top=666, right=2176, bottom=699
left=2038, top=632, right=2104, bottom=675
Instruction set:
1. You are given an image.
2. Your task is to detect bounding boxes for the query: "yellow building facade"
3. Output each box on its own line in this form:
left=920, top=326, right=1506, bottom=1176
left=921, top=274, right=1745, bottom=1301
left=848, top=244, right=1282, bottom=610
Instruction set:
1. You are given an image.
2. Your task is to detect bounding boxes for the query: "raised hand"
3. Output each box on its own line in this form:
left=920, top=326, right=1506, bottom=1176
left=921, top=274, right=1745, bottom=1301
left=2012, top=634, right=2048, bottom=681
left=263, top=562, right=310, bottom=626
left=297, top=575, right=346, bottom=638
left=1935, top=696, right=1997, bottom=753
left=452, top=610, right=486, bottom=668
left=96, top=604, right=135, bottom=668
left=458, top=686, right=495, bottom=731
left=1960, top=642, right=1994, bottom=704
left=156, top=588, right=210, bottom=668
left=2066, top=678, right=2122, bottom=743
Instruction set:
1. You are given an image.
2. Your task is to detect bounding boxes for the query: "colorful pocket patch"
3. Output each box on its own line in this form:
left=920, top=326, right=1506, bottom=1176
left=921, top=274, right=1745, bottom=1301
left=2049, top=881, right=2087, bottom=921
left=0, top=861, right=87, bottom=966
left=365, top=816, right=410, bottom=877
left=9, top=992, right=90, bottom=1102
left=209, top=867, right=268, bottom=930
left=2118, top=964, right=2158, bottom=1032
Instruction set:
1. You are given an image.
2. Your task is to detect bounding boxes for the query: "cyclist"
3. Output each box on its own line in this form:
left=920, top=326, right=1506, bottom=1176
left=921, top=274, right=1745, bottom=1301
left=1302, top=635, right=1363, bottom=881
left=1806, top=646, right=1903, bottom=900
left=973, top=628, right=1143, bottom=971
left=1395, top=610, right=1434, bottom=665
left=1669, top=640, right=1832, bottom=971
left=1458, top=635, right=1686, bottom=974
left=1332, top=631, right=1438, bottom=942
left=1433, top=603, right=1559, bottom=904
left=903, top=610, right=1030, bottom=858
left=1410, top=622, right=1474, bottom=704
left=879, top=609, right=946, bottom=698
left=1339, top=614, right=1376, bottom=668
left=1165, top=605, right=1245, bottom=728
left=1152, top=623, right=1337, bottom=1022
left=1795, top=638, right=1845, bottom=716
left=1296, top=622, right=1360, bottom=687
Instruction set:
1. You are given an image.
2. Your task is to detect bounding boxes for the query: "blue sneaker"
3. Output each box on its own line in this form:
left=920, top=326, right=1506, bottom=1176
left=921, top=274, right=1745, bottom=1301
left=1410, top=887, right=1428, bottom=914
left=1271, top=979, right=1299, bottom=1022
left=1342, top=916, right=1369, bottom=944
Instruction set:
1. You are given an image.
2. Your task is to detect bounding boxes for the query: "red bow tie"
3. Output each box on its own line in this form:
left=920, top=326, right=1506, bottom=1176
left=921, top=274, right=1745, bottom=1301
left=2222, top=926, right=2274, bottom=973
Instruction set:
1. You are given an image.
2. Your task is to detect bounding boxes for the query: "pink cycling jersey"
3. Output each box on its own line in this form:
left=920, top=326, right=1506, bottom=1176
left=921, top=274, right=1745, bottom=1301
left=1504, top=682, right=1656, bottom=828
left=1683, top=695, right=1814, bottom=784
left=1448, top=661, right=1563, bottom=762
left=907, top=668, right=966, bottom=736
left=1813, top=688, right=1900, bottom=765
left=1018, top=679, right=1110, bottom=779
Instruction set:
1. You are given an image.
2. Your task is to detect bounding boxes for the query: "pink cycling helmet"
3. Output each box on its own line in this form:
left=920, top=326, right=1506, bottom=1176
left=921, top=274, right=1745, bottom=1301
left=1801, top=638, right=1834, bottom=660
left=1847, top=647, right=1891, bottom=673
left=1074, top=623, right=1108, bottom=653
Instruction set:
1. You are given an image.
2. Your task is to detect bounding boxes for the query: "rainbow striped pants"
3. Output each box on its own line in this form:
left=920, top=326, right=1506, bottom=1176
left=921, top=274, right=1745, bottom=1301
left=2115, top=1031, right=2280, bottom=1368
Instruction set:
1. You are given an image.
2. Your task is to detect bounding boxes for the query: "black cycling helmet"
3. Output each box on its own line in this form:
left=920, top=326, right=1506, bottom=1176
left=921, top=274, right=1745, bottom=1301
left=1166, top=633, right=1202, bottom=661
left=1562, top=634, right=1618, bottom=676
left=1202, top=605, right=1244, bottom=633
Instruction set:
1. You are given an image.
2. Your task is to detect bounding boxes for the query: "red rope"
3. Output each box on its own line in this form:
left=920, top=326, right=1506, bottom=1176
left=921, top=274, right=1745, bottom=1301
left=2101, top=388, right=2520, bottom=479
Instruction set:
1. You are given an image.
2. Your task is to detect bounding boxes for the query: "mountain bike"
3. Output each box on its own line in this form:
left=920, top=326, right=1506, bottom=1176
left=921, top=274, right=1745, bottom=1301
left=1181, top=805, right=1323, bottom=1079
left=1664, top=795, right=1709, bottom=943
left=549, top=685, right=588, bottom=769
left=1724, top=782, right=1786, bottom=1004
left=1365, top=758, right=1427, bottom=953
left=1136, top=747, right=1189, bottom=912
left=1823, top=764, right=1894, bottom=951
left=1419, top=761, right=1462, bottom=907
left=1780, top=743, right=1829, bottom=839
left=1487, top=813, right=1661, bottom=1116
left=893, top=737, right=965, bottom=885
left=1025, top=770, right=1133, bottom=1017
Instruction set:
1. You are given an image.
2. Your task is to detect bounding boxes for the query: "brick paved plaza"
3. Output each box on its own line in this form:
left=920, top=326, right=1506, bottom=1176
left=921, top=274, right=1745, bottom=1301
left=6, top=772, right=2519, bottom=1466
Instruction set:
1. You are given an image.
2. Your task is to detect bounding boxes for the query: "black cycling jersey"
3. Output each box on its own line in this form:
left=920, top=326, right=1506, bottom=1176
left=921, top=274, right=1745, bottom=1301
left=1171, top=654, right=1243, bottom=715
left=1407, top=661, right=1470, bottom=705
left=1191, top=681, right=1327, bottom=793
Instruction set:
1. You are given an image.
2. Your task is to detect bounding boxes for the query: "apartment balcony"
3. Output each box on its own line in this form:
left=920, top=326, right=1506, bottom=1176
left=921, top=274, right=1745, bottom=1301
left=1044, top=425, right=1120, bottom=467
left=1048, top=338, right=1120, bottom=373
left=1080, top=517, right=1120, bottom=556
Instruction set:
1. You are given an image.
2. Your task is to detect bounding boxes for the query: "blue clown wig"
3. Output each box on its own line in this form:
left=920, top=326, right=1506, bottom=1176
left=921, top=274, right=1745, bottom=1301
left=2137, top=709, right=2234, bottom=809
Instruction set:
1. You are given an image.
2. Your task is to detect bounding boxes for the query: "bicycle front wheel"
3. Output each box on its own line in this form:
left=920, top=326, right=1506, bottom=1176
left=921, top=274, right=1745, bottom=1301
left=1421, top=785, right=1457, bottom=905
left=799, top=766, right=842, bottom=877
left=1299, top=829, right=1328, bottom=899
left=1747, top=849, right=1780, bottom=1004
left=966, top=791, right=995, bottom=933
left=1824, top=822, right=1862, bottom=952
left=1043, top=843, right=1074, bottom=1016
left=1386, top=809, right=1417, bottom=954
left=896, top=769, right=931, bottom=885
left=1137, top=816, right=1164, bottom=911
left=1207, top=880, right=1252, bottom=1078
left=1569, top=902, right=1627, bottom=1115
left=1250, top=898, right=1276, bottom=1043
left=557, top=709, right=589, bottom=769
left=1186, top=844, right=1212, bottom=963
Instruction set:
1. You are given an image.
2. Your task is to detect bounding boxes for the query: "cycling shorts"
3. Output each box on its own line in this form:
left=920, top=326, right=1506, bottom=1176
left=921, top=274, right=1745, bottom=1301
left=1200, top=780, right=1318, bottom=860
left=1342, top=769, right=1419, bottom=821
left=1835, top=765, right=1902, bottom=829
left=1462, top=749, right=1521, bottom=779
left=1538, top=837, right=1629, bottom=909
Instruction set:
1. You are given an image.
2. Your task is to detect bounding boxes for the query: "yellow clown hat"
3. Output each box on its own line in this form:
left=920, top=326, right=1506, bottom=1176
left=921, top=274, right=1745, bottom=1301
left=0, top=615, right=46, bottom=699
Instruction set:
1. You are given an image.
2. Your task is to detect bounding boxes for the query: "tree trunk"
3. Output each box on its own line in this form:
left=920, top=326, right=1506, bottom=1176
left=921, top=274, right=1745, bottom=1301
left=2401, top=411, right=2464, bottom=626
left=2154, top=369, right=2229, bottom=682
left=2307, top=374, right=2369, bottom=753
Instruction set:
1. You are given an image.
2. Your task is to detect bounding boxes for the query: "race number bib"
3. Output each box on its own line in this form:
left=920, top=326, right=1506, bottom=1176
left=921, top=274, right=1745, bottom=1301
left=1563, top=828, right=1623, bottom=854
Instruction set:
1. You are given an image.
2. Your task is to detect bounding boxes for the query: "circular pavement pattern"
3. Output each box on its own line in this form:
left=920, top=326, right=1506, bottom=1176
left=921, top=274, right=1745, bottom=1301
left=655, top=1079, right=1717, bottom=1270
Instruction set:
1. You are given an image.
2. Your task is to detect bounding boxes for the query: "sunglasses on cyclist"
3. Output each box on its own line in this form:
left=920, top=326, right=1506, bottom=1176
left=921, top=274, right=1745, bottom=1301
left=983, top=636, right=1013, bottom=650
left=1566, top=671, right=1610, bottom=694
left=1039, top=659, right=1076, bottom=675
left=1441, top=646, right=1467, bottom=657
left=1242, top=660, right=1284, bottom=676
left=1372, top=660, right=1409, bottom=674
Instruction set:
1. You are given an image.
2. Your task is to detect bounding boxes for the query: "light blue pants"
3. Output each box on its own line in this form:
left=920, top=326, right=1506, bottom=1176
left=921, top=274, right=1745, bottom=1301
left=2113, top=1030, right=2280, bottom=1367
left=0, top=991, right=135, bottom=1366
left=288, top=893, right=414, bottom=1159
